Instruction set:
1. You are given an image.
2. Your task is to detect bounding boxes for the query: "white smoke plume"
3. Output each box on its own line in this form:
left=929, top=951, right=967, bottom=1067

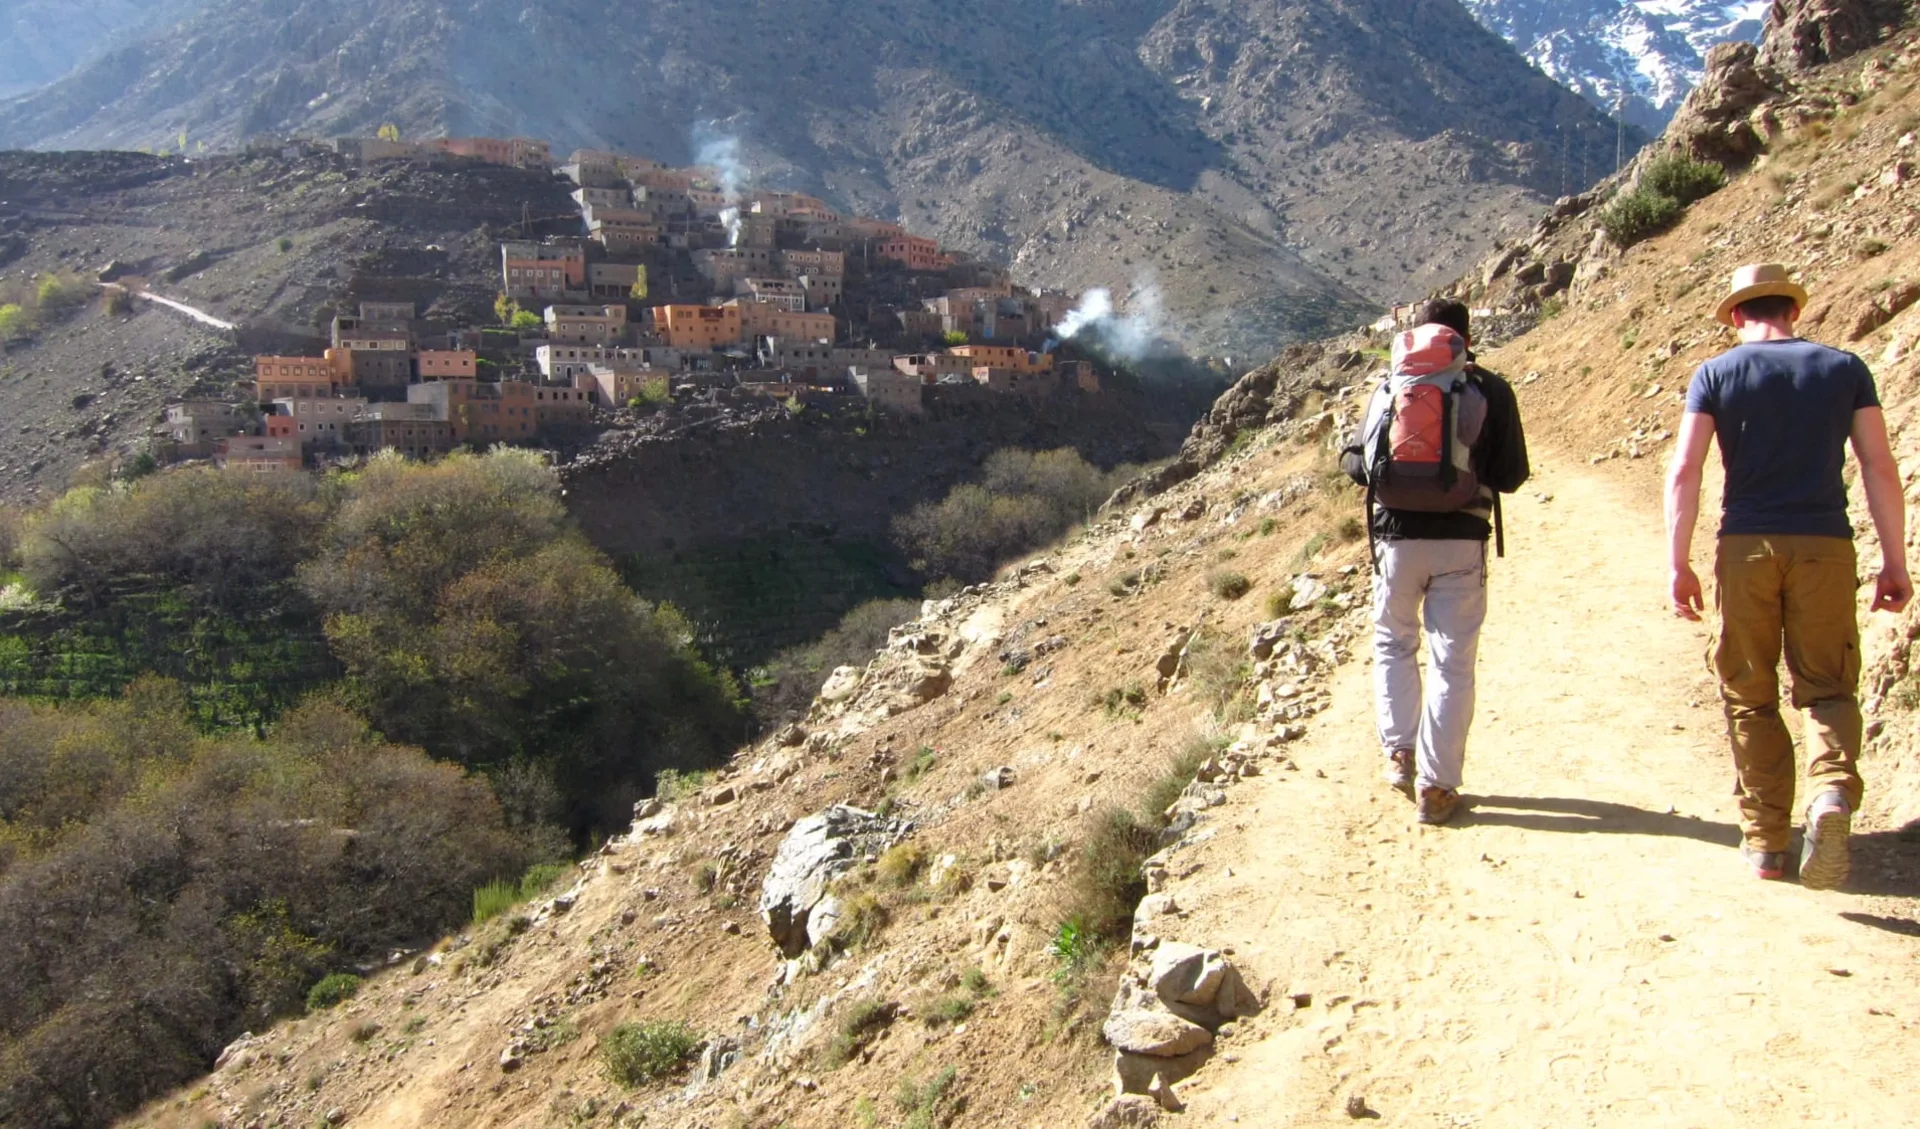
left=694, top=130, right=750, bottom=246
left=1054, top=282, right=1165, bottom=362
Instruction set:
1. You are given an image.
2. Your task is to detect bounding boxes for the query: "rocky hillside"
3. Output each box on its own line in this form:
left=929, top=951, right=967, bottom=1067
left=1464, top=0, right=1769, bottom=130
left=108, top=4, right=1920, bottom=1128
left=0, top=0, right=201, bottom=99
left=0, top=148, right=581, bottom=500
left=0, top=0, right=1629, bottom=356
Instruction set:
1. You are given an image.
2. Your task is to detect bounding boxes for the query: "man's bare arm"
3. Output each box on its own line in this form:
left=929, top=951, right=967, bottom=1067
left=1665, top=412, right=1716, bottom=621
left=1851, top=406, right=1913, bottom=613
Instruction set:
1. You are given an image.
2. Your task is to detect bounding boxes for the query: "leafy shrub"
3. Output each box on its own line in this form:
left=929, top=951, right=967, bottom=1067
left=894, top=448, right=1135, bottom=583
left=277, top=237, right=295, bottom=253
left=601, top=1020, right=698, bottom=1087
left=306, top=973, right=363, bottom=1012
left=653, top=768, right=710, bottom=802
left=1597, top=187, right=1686, bottom=247
left=0, top=686, right=542, bottom=1127
left=33, top=274, right=90, bottom=313
left=1207, top=570, right=1251, bottom=600
left=1640, top=153, right=1727, bottom=206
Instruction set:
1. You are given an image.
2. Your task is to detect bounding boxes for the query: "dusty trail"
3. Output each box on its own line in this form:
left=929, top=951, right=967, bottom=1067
left=1163, top=452, right=1920, bottom=1127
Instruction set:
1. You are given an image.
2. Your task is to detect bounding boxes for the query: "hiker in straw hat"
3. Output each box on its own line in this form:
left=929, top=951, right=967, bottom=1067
left=1666, top=263, right=1911, bottom=890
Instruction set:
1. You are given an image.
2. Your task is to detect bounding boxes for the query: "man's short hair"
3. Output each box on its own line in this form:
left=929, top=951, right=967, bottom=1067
left=1416, top=299, right=1471, bottom=342
left=1733, top=294, right=1800, bottom=323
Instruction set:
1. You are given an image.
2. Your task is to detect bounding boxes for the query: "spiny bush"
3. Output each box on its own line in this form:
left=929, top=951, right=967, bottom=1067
left=1207, top=570, right=1252, bottom=600
left=600, top=1020, right=698, bottom=1087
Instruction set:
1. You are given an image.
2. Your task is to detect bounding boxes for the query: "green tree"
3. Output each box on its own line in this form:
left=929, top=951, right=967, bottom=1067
left=941, top=329, right=969, bottom=347
left=297, top=450, right=742, bottom=828
left=510, top=308, right=543, bottom=330
left=377, top=122, right=402, bottom=142
left=629, top=267, right=649, bottom=300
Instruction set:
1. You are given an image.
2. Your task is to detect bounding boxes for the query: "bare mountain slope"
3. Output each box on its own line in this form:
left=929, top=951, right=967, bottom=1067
left=0, top=0, right=1630, bottom=355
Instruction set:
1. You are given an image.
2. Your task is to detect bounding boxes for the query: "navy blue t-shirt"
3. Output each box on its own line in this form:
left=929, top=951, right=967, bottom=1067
left=1685, top=339, right=1879, bottom=539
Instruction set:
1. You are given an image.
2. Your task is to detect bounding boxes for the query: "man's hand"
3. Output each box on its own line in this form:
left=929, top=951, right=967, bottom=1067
left=1873, top=562, right=1914, bottom=614
left=1671, top=565, right=1706, bottom=622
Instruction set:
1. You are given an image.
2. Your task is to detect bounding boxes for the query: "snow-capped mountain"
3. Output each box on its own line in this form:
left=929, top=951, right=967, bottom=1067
left=1463, top=1, right=1770, bottom=129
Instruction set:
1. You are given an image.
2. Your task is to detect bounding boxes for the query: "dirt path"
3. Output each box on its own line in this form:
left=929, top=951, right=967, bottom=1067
left=1164, top=452, right=1920, bottom=1127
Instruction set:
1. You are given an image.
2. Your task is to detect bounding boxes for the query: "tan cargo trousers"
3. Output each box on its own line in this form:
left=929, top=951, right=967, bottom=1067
left=1712, top=534, right=1865, bottom=852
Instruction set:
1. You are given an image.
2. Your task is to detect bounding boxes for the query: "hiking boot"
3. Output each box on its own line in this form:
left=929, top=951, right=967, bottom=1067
left=1799, top=791, right=1852, bottom=891
left=1741, top=844, right=1788, bottom=881
left=1417, top=786, right=1460, bottom=826
left=1384, top=749, right=1415, bottom=798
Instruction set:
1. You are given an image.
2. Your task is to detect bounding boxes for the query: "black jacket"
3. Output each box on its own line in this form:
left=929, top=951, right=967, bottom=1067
left=1340, top=364, right=1530, bottom=543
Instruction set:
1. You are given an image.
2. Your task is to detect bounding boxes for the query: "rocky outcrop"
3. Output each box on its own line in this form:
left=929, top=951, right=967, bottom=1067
left=758, top=804, right=911, bottom=958
left=1759, top=0, right=1909, bottom=72
left=1665, top=42, right=1783, bottom=164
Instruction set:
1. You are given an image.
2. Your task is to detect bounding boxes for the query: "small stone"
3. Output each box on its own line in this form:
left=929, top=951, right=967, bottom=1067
left=1102, top=1010, right=1212, bottom=1057
left=1147, top=1073, right=1185, bottom=1112
left=1085, top=1095, right=1163, bottom=1128
left=1345, top=1094, right=1371, bottom=1118
left=499, top=1048, right=522, bottom=1072
left=981, top=766, right=1015, bottom=791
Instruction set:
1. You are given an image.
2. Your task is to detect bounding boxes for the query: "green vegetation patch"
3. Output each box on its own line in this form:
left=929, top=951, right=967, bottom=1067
left=601, top=1020, right=699, bottom=1087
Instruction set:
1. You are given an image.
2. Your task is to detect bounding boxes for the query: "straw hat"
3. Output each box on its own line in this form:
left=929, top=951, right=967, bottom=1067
left=1715, top=263, right=1809, bottom=327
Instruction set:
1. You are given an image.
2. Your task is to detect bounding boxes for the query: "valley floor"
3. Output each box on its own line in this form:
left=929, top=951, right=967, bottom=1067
left=1155, top=451, right=1920, bottom=1126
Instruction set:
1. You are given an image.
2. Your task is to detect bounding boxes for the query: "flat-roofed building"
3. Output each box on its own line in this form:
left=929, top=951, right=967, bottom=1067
left=653, top=304, right=743, bottom=350
left=730, top=301, right=834, bottom=343
left=535, top=343, right=681, bottom=384
left=253, top=356, right=349, bottom=402
left=216, top=435, right=302, bottom=473
left=349, top=402, right=455, bottom=458
left=417, top=350, right=479, bottom=381
left=544, top=304, right=629, bottom=345
left=274, top=394, right=367, bottom=452
left=853, top=368, right=927, bottom=416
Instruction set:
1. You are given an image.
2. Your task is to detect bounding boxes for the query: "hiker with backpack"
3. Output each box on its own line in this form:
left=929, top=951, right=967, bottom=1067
left=1666, top=263, right=1911, bottom=889
left=1341, top=300, right=1531, bottom=825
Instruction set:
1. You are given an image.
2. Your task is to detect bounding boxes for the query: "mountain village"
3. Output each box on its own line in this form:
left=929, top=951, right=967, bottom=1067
left=158, top=135, right=1103, bottom=473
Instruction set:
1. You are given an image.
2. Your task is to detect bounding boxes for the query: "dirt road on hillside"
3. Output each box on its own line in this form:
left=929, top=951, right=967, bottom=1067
left=1160, top=453, right=1920, bottom=1127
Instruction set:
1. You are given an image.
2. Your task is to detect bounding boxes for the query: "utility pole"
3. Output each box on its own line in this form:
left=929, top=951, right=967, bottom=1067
left=1616, top=92, right=1628, bottom=174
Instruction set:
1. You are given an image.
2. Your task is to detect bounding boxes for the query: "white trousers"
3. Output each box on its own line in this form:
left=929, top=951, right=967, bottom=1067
left=1371, top=539, right=1488, bottom=792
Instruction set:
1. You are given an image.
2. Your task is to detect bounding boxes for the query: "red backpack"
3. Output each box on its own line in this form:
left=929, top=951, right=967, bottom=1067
left=1361, top=325, right=1488, bottom=512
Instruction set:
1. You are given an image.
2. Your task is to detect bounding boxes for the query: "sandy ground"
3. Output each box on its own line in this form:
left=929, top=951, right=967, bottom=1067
left=1152, top=451, right=1920, bottom=1127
